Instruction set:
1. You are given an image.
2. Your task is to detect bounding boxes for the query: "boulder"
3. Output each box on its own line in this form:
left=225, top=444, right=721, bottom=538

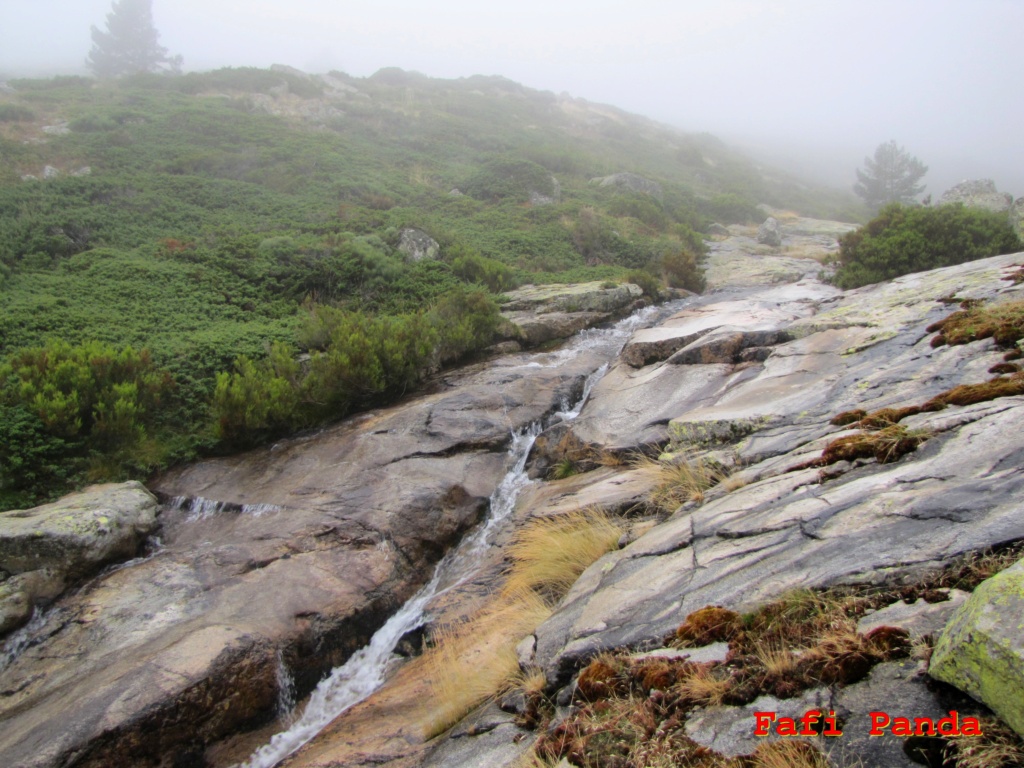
left=929, top=558, right=1024, bottom=737
left=397, top=228, right=440, bottom=261
left=939, top=179, right=1013, bottom=213
left=0, top=481, right=157, bottom=583
left=500, top=282, right=644, bottom=347
left=592, top=172, right=664, bottom=201
left=0, top=481, right=157, bottom=637
left=756, top=216, right=783, bottom=246
left=707, top=222, right=730, bottom=237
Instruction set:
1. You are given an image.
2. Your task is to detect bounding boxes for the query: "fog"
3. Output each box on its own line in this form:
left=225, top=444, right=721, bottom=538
left=2, top=0, right=1021, bottom=198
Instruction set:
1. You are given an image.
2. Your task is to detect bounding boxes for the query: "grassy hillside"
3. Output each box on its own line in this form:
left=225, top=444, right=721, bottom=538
left=0, top=66, right=862, bottom=508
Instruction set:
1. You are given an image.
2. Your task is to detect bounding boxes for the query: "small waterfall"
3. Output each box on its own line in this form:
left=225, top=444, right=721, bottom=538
left=167, top=496, right=282, bottom=521
left=234, top=300, right=682, bottom=768
left=0, top=606, right=53, bottom=674
left=274, top=650, right=297, bottom=726
left=236, top=424, right=541, bottom=768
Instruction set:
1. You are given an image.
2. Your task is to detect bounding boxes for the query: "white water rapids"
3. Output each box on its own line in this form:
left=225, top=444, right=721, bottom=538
left=236, top=301, right=678, bottom=768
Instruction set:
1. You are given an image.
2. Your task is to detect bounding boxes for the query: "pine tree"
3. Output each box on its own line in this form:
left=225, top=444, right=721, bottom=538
left=86, top=0, right=181, bottom=78
left=853, top=141, right=928, bottom=211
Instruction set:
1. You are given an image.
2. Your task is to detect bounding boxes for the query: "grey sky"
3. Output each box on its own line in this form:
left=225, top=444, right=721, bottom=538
left=1, top=0, right=1020, bottom=198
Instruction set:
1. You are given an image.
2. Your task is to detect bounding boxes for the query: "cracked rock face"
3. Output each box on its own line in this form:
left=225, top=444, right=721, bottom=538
left=535, top=251, right=1024, bottom=685
left=0, top=349, right=606, bottom=768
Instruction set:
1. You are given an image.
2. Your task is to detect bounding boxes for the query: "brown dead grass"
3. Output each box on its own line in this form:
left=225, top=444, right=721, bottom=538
left=750, top=739, right=832, bottom=768
left=421, top=589, right=552, bottom=737
left=928, top=298, right=1024, bottom=349
left=502, top=507, right=625, bottom=600
left=633, top=452, right=729, bottom=512
left=946, top=716, right=1024, bottom=768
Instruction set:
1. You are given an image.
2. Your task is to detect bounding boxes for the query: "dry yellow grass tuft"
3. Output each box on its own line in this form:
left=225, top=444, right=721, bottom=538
left=420, top=589, right=552, bottom=738
left=422, top=507, right=631, bottom=738
left=754, top=640, right=799, bottom=679
left=750, top=739, right=832, bottom=768
left=502, top=507, right=625, bottom=600
left=947, top=716, right=1024, bottom=768
left=673, top=664, right=732, bottom=707
left=633, top=452, right=728, bottom=512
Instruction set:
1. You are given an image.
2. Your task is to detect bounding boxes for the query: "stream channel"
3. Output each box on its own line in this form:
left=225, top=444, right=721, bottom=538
left=234, top=300, right=681, bottom=768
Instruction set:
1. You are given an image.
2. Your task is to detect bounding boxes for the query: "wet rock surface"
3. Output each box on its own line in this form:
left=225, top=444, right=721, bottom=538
left=536, top=249, right=1024, bottom=683
left=8, top=210, right=1024, bottom=768
left=500, top=281, right=645, bottom=347
left=0, top=347, right=614, bottom=768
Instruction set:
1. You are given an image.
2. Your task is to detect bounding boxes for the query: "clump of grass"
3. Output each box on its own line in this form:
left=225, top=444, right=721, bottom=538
left=633, top=452, right=729, bottom=512
left=503, top=508, right=625, bottom=600
left=946, top=716, right=1024, bottom=768
left=738, top=588, right=861, bottom=650
left=928, top=298, right=1024, bottom=349
left=550, top=457, right=579, bottom=479
left=423, top=507, right=629, bottom=737
left=932, top=544, right=1024, bottom=591
left=791, top=424, right=930, bottom=471
left=421, top=589, right=552, bottom=738
left=671, top=663, right=733, bottom=707
left=830, top=409, right=867, bottom=426
left=674, top=606, right=743, bottom=647
left=923, top=372, right=1024, bottom=409
left=750, top=739, right=832, bottom=768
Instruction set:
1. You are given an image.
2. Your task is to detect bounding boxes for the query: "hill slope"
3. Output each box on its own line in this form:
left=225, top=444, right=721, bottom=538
left=0, top=66, right=861, bottom=507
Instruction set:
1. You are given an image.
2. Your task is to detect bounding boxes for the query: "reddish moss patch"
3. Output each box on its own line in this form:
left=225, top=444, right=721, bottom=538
left=576, top=655, right=628, bottom=701
left=674, top=606, right=742, bottom=646
left=1003, top=265, right=1024, bottom=285
left=923, top=373, right=1024, bottom=409
left=830, top=409, right=867, bottom=426
left=928, top=298, right=1024, bottom=349
left=821, top=425, right=928, bottom=466
left=988, top=362, right=1021, bottom=375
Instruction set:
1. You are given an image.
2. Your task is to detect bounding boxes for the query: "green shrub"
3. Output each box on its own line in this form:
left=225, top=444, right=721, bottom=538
left=834, top=203, right=1022, bottom=289
left=699, top=193, right=761, bottom=225
left=626, top=269, right=662, bottom=299
left=462, top=157, right=556, bottom=203
left=660, top=247, right=706, bottom=293
left=0, top=340, right=176, bottom=503
left=0, top=104, right=36, bottom=122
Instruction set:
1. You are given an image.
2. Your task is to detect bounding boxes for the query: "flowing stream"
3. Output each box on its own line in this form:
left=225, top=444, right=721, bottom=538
left=236, top=301, right=681, bottom=768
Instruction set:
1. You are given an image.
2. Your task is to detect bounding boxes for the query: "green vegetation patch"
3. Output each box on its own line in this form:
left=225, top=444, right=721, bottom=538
left=833, top=203, right=1022, bottom=289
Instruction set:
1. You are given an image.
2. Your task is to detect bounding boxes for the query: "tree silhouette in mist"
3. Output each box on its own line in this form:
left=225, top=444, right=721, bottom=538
left=87, top=0, right=182, bottom=78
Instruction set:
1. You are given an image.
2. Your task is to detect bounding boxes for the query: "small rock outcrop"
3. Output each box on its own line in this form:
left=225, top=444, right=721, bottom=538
left=591, top=172, right=664, bottom=201
left=930, top=558, right=1024, bottom=736
left=500, top=281, right=644, bottom=346
left=756, top=216, right=783, bottom=246
left=939, top=178, right=1013, bottom=213
left=0, top=482, right=157, bottom=634
left=397, top=228, right=440, bottom=261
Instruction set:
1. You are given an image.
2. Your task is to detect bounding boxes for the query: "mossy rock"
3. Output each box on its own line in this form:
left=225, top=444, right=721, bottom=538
left=929, top=557, right=1024, bottom=737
